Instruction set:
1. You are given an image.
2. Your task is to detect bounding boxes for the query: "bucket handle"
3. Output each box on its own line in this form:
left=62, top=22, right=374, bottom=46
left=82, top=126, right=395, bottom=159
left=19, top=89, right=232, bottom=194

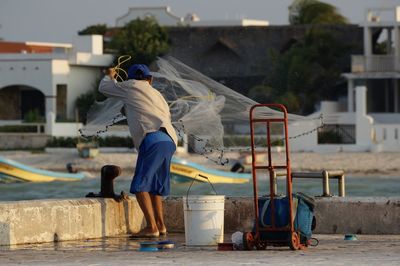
left=186, top=174, right=218, bottom=209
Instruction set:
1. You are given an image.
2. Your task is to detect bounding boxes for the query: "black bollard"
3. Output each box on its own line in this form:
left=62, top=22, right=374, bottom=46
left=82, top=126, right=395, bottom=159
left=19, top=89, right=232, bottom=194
left=86, top=165, right=128, bottom=201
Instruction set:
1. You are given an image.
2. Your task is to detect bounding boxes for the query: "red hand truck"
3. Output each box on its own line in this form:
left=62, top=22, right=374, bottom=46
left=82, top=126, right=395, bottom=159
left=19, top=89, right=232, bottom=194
left=242, top=104, right=306, bottom=250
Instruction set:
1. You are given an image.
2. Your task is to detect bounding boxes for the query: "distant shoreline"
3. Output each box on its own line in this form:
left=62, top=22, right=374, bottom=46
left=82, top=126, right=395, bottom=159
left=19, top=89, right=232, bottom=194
left=1, top=150, right=400, bottom=177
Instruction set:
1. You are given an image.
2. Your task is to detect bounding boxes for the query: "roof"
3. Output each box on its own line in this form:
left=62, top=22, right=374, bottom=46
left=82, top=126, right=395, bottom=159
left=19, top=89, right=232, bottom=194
left=0, top=41, right=72, bottom=54
left=166, top=24, right=362, bottom=79
left=342, top=72, right=400, bottom=79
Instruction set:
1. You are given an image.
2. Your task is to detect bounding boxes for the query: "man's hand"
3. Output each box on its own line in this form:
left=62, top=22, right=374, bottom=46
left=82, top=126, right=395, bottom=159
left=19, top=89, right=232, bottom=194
left=104, top=68, right=117, bottom=80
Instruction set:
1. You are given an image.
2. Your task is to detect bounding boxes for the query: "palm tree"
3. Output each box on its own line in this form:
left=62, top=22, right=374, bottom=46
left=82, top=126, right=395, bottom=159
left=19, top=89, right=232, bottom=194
left=289, top=0, right=348, bottom=25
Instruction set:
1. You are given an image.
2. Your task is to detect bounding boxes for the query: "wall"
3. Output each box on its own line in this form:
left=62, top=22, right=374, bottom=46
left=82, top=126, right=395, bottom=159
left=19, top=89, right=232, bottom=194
left=0, top=36, right=113, bottom=124
left=72, top=35, right=103, bottom=55
left=0, top=197, right=399, bottom=245
left=372, top=123, right=400, bottom=151
left=0, top=198, right=144, bottom=246
left=289, top=120, right=318, bottom=152
left=0, top=54, right=54, bottom=96
left=0, top=134, right=49, bottom=149
left=67, top=66, right=102, bottom=119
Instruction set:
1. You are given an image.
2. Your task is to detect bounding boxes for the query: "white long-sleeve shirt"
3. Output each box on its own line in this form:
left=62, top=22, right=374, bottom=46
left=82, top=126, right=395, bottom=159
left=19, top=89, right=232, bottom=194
left=99, top=76, right=178, bottom=148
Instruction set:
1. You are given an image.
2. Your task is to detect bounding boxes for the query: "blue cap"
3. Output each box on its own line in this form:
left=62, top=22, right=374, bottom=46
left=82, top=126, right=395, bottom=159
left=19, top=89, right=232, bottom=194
left=127, top=64, right=152, bottom=80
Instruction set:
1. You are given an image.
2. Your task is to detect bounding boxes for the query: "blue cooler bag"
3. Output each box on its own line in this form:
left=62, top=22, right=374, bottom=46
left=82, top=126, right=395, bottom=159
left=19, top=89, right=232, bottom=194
left=256, top=193, right=315, bottom=244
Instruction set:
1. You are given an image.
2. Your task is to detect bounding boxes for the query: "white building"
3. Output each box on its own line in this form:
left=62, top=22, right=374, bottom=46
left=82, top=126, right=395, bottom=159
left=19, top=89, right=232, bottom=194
left=0, top=35, right=113, bottom=137
left=116, top=6, right=269, bottom=27
left=290, top=6, right=400, bottom=152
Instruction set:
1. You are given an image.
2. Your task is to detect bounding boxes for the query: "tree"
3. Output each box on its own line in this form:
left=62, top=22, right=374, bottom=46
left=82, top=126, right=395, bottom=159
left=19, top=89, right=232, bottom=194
left=78, top=24, right=108, bottom=35
left=249, top=28, right=349, bottom=114
left=109, top=17, right=169, bottom=67
left=289, top=0, right=348, bottom=25
left=75, top=18, right=169, bottom=123
left=248, top=85, right=274, bottom=104
left=75, top=77, right=106, bottom=123
left=247, top=0, right=350, bottom=114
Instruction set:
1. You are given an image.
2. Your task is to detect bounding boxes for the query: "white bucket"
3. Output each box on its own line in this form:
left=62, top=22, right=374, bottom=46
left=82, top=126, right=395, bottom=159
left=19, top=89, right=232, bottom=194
left=183, top=195, right=225, bottom=246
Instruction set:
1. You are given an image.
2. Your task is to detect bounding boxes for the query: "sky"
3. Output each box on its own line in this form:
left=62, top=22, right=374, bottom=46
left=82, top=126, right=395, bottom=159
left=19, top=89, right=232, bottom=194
left=1, top=0, right=400, bottom=43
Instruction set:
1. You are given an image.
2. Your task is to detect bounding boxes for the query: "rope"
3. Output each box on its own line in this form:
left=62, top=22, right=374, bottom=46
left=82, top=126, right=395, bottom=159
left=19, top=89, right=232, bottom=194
left=112, top=55, right=132, bottom=82
left=168, top=93, right=215, bottom=108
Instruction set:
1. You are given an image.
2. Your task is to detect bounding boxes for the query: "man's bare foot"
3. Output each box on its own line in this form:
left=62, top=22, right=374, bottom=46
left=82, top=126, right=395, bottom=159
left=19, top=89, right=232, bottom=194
left=158, top=226, right=167, bottom=235
left=131, top=227, right=159, bottom=238
left=157, top=223, right=167, bottom=235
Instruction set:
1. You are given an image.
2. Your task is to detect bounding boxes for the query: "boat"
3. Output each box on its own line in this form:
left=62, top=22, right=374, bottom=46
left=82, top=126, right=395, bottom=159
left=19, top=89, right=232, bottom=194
left=170, top=157, right=251, bottom=184
left=0, top=156, right=86, bottom=183
left=76, top=142, right=99, bottom=158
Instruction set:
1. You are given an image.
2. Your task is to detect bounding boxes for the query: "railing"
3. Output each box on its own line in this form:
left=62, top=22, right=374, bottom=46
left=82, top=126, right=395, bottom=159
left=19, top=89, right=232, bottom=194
left=352, top=55, right=399, bottom=73
left=0, top=123, right=45, bottom=134
left=271, top=170, right=346, bottom=197
left=372, top=123, right=400, bottom=151
left=318, top=124, right=356, bottom=144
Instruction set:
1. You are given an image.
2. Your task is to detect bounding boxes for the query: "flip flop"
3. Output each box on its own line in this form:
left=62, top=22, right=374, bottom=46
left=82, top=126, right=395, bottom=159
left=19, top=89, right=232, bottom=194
left=157, top=240, right=175, bottom=249
left=138, top=240, right=175, bottom=251
left=159, top=230, right=168, bottom=236
left=139, top=241, right=159, bottom=252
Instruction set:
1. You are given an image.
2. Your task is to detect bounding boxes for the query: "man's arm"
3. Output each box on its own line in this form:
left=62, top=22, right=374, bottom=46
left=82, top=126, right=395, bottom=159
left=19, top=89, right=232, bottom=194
left=98, top=68, right=125, bottom=99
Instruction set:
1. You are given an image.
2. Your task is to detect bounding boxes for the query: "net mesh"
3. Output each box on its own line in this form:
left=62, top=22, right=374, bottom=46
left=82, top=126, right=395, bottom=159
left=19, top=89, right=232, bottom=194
left=80, top=56, right=319, bottom=164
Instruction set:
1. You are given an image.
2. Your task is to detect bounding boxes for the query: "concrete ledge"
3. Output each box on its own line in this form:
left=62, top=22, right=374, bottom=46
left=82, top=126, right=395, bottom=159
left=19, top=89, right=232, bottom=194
left=165, top=197, right=400, bottom=235
left=314, top=197, right=400, bottom=234
left=0, top=197, right=399, bottom=245
left=0, top=198, right=145, bottom=246
left=0, top=134, right=49, bottom=149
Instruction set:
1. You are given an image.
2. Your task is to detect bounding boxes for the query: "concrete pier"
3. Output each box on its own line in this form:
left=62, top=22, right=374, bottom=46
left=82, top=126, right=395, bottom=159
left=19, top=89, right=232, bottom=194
left=0, top=198, right=144, bottom=246
left=1, top=234, right=400, bottom=266
left=0, top=197, right=399, bottom=246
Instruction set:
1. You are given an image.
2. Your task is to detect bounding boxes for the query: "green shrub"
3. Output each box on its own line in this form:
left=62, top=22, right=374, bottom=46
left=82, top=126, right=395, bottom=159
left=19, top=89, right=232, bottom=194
left=46, top=137, right=78, bottom=148
left=97, top=136, right=134, bottom=148
left=0, top=125, right=38, bottom=133
left=23, top=109, right=45, bottom=123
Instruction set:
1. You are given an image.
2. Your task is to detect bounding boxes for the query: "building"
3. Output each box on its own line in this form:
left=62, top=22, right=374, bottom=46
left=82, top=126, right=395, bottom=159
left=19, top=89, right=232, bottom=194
left=290, top=6, right=400, bottom=152
left=166, top=25, right=361, bottom=95
left=113, top=6, right=361, bottom=95
left=0, top=35, right=113, bottom=140
left=116, top=6, right=269, bottom=28
left=116, top=6, right=184, bottom=27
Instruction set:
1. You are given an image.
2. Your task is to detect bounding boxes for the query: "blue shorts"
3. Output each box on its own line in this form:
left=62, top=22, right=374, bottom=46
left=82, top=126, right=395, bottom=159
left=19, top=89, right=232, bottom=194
left=130, top=130, right=176, bottom=196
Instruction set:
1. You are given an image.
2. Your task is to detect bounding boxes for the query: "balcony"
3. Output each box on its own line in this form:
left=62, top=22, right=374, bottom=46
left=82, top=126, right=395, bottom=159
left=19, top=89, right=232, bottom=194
left=351, top=55, right=400, bottom=73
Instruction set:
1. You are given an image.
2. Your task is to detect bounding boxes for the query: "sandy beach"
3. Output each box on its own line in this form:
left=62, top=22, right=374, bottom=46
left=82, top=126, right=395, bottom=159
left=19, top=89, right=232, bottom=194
left=1, top=150, right=400, bottom=177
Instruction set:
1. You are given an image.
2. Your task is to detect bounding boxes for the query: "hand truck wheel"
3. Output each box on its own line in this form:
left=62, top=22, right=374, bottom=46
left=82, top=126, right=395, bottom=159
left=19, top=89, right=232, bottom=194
left=289, top=232, right=301, bottom=250
left=242, top=232, right=255, bottom=250
left=255, top=241, right=267, bottom=250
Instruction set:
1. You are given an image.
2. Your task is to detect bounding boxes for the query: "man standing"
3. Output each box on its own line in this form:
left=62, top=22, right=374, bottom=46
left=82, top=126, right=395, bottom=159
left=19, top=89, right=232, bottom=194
left=99, top=64, right=177, bottom=238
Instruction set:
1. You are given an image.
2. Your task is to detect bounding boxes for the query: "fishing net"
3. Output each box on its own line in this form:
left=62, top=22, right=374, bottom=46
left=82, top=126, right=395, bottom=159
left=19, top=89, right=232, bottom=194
left=79, top=56, right=322, bottom=164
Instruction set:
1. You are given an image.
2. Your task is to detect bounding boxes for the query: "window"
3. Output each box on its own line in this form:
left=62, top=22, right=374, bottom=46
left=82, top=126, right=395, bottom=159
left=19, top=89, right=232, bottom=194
left=56, top=84, right=67, bottom=121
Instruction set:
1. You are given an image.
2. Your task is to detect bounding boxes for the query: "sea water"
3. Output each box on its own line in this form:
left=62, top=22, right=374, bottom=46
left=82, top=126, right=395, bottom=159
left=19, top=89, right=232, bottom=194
left=0, top=175, right=399, bottom=201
